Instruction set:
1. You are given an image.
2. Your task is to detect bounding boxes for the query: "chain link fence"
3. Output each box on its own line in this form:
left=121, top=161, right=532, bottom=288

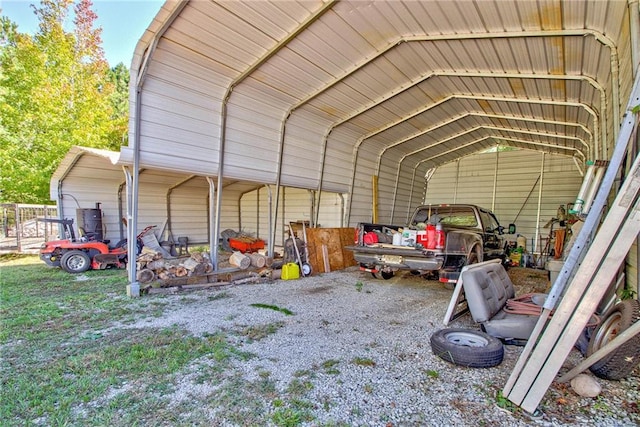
left=1, top=204, right=58, bottom=253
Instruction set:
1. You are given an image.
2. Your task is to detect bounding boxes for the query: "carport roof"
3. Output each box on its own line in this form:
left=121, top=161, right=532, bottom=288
left=128, top=0, right=637, bottom=188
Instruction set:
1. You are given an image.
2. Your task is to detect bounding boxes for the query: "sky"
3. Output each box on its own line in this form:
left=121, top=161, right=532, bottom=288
left=1, top=0, right=164, bottom=66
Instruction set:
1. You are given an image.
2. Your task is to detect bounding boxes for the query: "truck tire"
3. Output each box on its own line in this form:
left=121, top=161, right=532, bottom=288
left=587, top=299, right=640, bottom=380
left=372, top=270, right=394, bottom=280
left=60, top=250, right=91, bottom=273
left=430, top=328, right=504, bottom=368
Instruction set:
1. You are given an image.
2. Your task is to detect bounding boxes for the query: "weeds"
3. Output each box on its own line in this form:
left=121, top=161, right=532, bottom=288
left=355, top=281, right=363, bottom=292
left=351, top=357, right=376, bottom=367
left=426, top=369, right=439, bottom=379
left=250, top=303, right=294, bottom=315
left=237, top=321, right=285, bottom=341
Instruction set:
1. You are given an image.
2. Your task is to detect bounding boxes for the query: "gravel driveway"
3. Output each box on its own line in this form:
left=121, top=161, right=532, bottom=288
left=128, top=267, right=639, bottom=426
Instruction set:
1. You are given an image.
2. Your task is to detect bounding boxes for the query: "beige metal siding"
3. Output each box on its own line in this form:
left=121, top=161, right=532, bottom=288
left=425, top=149, right=583, bottom=252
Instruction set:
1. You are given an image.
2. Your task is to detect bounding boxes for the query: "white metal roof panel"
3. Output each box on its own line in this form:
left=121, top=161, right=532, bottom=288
left=128, top=0, right=636, bottom=221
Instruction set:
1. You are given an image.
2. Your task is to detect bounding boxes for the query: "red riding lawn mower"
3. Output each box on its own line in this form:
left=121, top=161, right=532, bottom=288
left=39, top=218, right=138, bottom=274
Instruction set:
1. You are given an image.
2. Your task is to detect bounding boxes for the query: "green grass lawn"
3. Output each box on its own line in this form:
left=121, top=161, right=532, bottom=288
left=0, top=254, right=309, bottom=426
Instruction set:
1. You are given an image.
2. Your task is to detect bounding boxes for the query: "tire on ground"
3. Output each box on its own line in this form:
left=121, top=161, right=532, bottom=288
left=587, top=299, right=640, bottom=380
left=430, top=328, right=504, bottom=368
left=60, top=250, right=91, bottom=274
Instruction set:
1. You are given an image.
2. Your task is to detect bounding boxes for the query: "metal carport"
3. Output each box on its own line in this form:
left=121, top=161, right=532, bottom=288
left=116, top=0, right=639, bottom=294
left=44, top=0, right=639, bottom=415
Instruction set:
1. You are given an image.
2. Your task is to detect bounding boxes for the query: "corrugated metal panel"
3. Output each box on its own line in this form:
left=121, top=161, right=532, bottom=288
left=130, top=1, right=630, bottom=192
left=425, top=149, right=583, bottom=252
left=240, top=187, right=346, bottom=246
left=115, top=0, right=637, bottom=285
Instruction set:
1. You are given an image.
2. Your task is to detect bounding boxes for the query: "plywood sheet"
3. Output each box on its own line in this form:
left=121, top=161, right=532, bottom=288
left=305, top=228, right=356, bottom=273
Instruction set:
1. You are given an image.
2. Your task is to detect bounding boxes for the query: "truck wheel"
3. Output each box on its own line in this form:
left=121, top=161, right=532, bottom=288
left=466, top=249, right=480, bottom=266
left=430, top=328, right=504, bottom=368
left=60, top=250, right=91, bottom=273
left=372, top=270, right=394, bottom=280
left=587, top=299, right=640, bottom=380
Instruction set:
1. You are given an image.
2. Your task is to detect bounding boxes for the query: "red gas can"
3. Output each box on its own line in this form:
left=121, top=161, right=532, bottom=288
left=435, top=224, right=445, bottom=249
left=363, top=231, right=379, bottom=245
left=426, top=224, right=436, bottom=249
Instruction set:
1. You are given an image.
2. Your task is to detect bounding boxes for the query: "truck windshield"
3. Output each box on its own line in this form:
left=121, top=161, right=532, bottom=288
left=413, top=206, right=479, bottom=227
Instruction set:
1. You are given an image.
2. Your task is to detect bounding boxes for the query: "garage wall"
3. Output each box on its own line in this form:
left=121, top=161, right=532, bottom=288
left=57, top=155, right=127, bottom=243
left=425, top=149, right=583, bottom=253
left=55, top=154, right=255, bottom=247
left=240, top=186, right=346, bottom=247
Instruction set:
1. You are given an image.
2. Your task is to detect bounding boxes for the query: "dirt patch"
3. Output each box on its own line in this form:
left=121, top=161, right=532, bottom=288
left=508, top=266, right=551, bottom=295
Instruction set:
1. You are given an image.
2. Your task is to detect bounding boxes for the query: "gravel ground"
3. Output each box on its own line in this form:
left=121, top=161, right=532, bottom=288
left=126, top=267, right=639, bottom=426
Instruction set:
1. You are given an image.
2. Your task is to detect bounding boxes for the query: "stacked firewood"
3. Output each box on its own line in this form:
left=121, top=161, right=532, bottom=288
left=136, top=248, right=213, bottom=284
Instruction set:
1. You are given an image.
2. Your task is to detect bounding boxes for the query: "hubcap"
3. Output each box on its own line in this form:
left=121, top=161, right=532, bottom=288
left=445, top=331, right=488, bottom=347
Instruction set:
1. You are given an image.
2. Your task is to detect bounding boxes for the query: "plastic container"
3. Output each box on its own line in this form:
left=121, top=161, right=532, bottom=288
left=435, top=223, right=445, bottom=249
left=416, top=230, right=428, bottom=246
left=426, top=224, right=436, bottom=249
left=282, top=263, right=300, bottom=280
left=401, top=229, right=417, bottom=246
left=392, top=232, right=403, bottom=246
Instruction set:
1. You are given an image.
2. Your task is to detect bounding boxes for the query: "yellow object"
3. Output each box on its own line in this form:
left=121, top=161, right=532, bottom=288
left=282, top=263, right=300, bottom=280
left=510, top=252, right=522, bottom=266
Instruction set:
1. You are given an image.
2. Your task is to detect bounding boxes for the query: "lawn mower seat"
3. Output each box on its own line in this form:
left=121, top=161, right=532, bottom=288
left=461, top=262, right=545, bottom=342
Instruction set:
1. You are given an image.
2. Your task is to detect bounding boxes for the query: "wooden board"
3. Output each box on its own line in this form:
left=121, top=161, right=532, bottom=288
left=305, top=228, right=356, bottom=273
left=504, top=147, right=640, bottom=412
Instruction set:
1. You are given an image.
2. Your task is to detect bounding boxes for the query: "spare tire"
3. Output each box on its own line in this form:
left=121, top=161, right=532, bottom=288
left=430, top=328, right=504, bottom=368
left=587, top=299, right=640, bottom=380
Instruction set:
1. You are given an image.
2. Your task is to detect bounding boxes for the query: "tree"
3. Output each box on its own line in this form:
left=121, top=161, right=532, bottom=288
left=107, top=62, right=130, bottom=145
left=0, top=0, right=125, bottom=204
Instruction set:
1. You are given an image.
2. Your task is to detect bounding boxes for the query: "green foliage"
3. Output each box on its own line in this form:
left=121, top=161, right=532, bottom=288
left=0, top=0, right=129, bottom=203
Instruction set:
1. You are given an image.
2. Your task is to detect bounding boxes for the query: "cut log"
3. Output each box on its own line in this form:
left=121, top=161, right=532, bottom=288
left=158, top=270, right=171, bottom=281
left=183, top=257, right=203, bottom=271
left=147, top=259, right=166, bottom=271
left=136, top=261, right=147, bottom=270
left=136, top=268, right=155, bottom=284
left=229, top=251, right=251, bottom=269
left=175, top=266, right=188, bottom=277
left=249, top=253, right=266, bottom=268
left=191, top=252, right=205, bottom=263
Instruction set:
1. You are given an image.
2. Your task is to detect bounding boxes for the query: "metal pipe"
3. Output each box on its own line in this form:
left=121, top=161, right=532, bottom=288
left=265, top=185, right=273, bottom=258
left=128, top=1, right=186, bottom=296
left=206, top=177, right=216, bottom=258
left=314, top=128, right=333, bottom=227
left=492, top=145, right=499, bottom=211
left=534, top=153, right=545, bottom=254
left=122, top=166, right=135, bottom=290
left=309, top=190, right=316, bottom=228
left=406, top=168, right=418, bottom=223
left=338, top=193, right=345, bottom=227
left=117, top=181, right=125, bottom=241
left=453, top=160, right=460, bottom=204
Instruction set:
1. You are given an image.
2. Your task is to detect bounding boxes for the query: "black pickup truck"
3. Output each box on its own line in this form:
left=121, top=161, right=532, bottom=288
left=346, top=204, right=513, bottom=283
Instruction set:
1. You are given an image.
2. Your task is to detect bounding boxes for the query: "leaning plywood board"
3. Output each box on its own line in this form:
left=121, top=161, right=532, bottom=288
left=306, top=228, right=357, bottom=273
left=504, top=152, right=640, bottom=413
